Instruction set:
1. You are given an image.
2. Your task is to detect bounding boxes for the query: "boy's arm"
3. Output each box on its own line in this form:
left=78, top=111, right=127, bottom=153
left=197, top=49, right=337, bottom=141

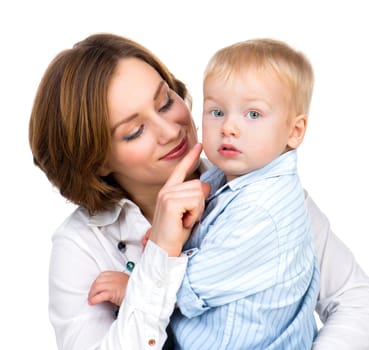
left=176, top=204, right=283, bottom=317
left=306, top=192, right=369, bottom=349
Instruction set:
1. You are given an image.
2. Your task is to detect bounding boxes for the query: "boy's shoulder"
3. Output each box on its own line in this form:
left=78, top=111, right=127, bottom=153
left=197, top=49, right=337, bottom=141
left=200, top=166, right=226, bottom=193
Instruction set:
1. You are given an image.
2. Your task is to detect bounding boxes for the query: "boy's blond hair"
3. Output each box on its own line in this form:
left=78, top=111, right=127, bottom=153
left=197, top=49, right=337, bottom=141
left=204, top=38, right=314, bottom=116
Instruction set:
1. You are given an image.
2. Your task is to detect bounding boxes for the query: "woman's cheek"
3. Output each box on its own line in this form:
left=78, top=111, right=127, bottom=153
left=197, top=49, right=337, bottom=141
left=178, top=104, right=198, bottom=144
left=108, top=140, right=152, bottom=171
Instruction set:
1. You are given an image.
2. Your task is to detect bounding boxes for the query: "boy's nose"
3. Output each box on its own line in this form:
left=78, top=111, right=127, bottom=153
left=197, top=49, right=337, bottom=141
left=221, top=117, right=240, bottom=138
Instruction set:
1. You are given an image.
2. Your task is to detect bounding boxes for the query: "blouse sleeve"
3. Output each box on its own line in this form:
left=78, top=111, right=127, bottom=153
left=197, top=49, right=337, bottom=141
left=49, top=226, right=187, bottom=350
left=306, top=191, right=369, bottom=349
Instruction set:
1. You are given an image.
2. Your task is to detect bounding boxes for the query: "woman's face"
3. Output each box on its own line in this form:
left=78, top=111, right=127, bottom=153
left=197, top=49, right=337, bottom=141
left=102, top=58, right=198, bottom=195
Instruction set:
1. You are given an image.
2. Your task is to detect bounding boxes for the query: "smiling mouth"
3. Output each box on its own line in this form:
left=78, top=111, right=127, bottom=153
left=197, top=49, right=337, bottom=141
left=160, top=138, right=188, bottom=160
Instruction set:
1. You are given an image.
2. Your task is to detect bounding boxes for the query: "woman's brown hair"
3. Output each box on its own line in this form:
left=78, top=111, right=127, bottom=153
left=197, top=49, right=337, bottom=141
left=29, top=33, right=190, bottom=214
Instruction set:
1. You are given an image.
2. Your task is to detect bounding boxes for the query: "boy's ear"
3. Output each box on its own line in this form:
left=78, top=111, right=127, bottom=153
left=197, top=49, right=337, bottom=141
left=287, top=114, right=307, bottom=149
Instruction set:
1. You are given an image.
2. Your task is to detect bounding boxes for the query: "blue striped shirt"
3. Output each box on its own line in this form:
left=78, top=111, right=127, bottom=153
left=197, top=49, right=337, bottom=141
left=171, top=150, right=319, bottom=349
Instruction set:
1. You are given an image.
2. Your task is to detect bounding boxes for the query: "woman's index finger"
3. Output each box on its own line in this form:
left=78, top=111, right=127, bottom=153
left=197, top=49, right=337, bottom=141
left=163, top=143, right=202, bottom=188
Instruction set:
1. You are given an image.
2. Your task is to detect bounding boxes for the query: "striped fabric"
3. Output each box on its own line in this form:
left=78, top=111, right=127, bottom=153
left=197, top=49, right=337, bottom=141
left=171, top=150, right=319, bottom=349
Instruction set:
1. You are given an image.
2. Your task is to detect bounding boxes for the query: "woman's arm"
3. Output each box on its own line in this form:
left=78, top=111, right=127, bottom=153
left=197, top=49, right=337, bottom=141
left=102, top=240, right=188, bottom=349
left=49, top=224, right=187, bottom=350
left=307, top=192, right=369, bottom=349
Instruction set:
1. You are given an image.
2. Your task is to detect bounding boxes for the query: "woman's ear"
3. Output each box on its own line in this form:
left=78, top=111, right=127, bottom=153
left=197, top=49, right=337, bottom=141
left=97, top=163, right=111, bottom=177
left=287, top=114, right=307, bottom=149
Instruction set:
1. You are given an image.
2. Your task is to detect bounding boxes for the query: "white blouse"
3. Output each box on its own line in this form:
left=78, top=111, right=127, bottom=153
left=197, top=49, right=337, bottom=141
left=49, top=191, right=369, bottom=350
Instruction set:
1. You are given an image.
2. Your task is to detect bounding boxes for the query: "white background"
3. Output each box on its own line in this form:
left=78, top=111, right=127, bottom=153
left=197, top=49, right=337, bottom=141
left=1, top=1, right=368, bottom=348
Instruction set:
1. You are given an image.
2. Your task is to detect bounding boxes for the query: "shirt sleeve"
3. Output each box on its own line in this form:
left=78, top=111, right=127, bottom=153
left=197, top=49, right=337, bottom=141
left=306, top=192, right=369, bottom=349
left=49, top=230, right=187, bottom=350
left=176, top=204, right=282, bottom=317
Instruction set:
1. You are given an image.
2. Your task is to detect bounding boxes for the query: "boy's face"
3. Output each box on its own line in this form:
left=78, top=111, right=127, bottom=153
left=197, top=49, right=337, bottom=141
left=202, top=68, right=297, bottom=182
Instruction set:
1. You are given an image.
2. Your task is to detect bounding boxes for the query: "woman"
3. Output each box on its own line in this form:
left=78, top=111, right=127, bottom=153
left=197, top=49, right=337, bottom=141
left=29, top=33, right=369, bottom=350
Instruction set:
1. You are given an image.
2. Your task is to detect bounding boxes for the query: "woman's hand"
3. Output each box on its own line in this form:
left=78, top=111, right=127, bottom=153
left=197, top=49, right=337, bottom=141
left=149, top=143, right=211, bottom=257
left=141, top=228, right=151, bottom=250
left=88, top=271, right=129, bottom=307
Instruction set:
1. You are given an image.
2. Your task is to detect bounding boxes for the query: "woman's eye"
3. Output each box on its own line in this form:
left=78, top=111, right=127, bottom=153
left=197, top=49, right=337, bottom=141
left=123, top=125, right=144, bottom=141
left=210, top=109, right=224, bottom=118
left=159, top=94, right=174, bottom=112
left=247, top=110, right=260, bottom=119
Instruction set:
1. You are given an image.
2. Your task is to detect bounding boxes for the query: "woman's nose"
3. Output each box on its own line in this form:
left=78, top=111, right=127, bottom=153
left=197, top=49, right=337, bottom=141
left=153, top=114, right=181, bottom=144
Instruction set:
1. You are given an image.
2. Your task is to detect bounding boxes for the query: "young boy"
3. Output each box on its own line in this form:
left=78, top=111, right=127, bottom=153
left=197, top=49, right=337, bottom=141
left=170, top=39, right=319, bottom=349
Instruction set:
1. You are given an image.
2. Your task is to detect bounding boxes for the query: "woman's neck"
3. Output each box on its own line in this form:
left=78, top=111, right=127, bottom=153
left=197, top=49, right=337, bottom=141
left=129, top=193, right=157, bottom=223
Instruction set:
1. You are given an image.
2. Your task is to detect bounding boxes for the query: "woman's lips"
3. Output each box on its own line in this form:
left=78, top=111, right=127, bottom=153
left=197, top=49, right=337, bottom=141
left=160, top=138, right=188, bottom=160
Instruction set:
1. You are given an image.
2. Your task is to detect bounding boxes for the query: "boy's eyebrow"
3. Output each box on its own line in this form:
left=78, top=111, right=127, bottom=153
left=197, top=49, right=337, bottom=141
left=203, top=95, right=217, bottom=102
left=111, top=80, right=166, bottom=135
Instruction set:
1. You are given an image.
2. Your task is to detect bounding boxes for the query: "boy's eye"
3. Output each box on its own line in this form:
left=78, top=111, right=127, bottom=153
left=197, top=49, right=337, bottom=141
left=122, top=124, right=144, bottom=141
left=210, top=109, right=224, bottom=118
left=247, top=110, right=260, bottom=119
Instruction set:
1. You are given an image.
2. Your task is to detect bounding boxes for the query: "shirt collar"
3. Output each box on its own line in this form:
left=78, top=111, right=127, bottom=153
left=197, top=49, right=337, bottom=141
left=203, top=150, right=298, bottom=199
left=88, top=198, right=135, bottom=227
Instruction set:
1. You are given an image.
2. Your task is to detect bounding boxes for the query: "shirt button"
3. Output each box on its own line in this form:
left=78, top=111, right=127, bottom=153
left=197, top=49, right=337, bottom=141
left=117, top=241, right=126, bottom=251
left=148, top=338, right=156, bottom=346
left=126, top=261, right=135, bottom=272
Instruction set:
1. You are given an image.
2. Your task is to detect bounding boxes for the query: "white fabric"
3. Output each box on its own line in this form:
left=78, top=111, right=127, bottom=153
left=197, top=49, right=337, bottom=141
left=308, top=194, right=369, bottom=349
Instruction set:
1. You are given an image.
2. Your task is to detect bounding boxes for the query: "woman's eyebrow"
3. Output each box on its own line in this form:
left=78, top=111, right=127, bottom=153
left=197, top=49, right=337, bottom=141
left=111, top=114, right=138, bottom=135
left=111, top=80, right=166, bottom=135
left=153, top=80, right=165, bottom=100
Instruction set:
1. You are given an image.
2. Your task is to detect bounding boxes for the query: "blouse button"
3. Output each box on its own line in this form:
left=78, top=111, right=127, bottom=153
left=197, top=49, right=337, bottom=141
left=148, top=338, right=156, bottom=346
left=117, top=241, right=126, bottom=251
left=126, top=261, right=135, bottom=272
